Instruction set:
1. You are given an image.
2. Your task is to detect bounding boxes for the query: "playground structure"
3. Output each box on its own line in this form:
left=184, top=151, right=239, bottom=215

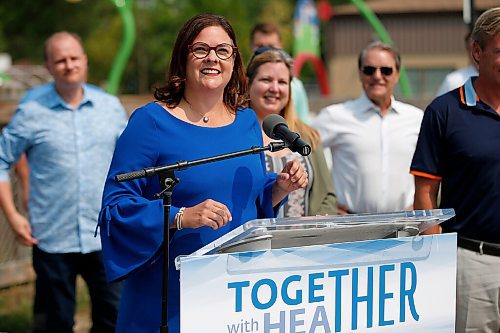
left=104, top=0, right=415, bottom=97
left=107, top=0, right=135, bottom=95
left=293, top=0, right=412, bottom=98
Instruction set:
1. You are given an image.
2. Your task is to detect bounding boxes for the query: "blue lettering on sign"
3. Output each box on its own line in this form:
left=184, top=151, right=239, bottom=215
left=400, top=262, right=420, bottom=322
left=227, top=262, right=420, bottom=331
left=282, top=275, right=302, bottom=306
left=379, top=264, right=395, bottom=326
left=228, top=281, right=250, bottom=312
left=226, top=318, right=259, bottom=333
left=289, top=308, right=305, bottom=333
left=309, top=272, right=324, bottom=303
left=264, top=310, right=285, bottom=332
left=252, top=278, right=278, bottom=310
left=328, top=269, right=349, bottom=332
left=351, top=267, right=373, bottom=330
left=310, top=305, right=331, bottom=332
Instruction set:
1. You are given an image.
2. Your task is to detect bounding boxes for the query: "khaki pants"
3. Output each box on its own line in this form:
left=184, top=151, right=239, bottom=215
left=456, top=247, right=500, bottom=333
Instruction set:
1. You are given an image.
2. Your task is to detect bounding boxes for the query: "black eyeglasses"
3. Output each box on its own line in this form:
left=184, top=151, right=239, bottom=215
left=188, top=42, right=236, bottom=60
left=361, top=66, right=394, bottom=76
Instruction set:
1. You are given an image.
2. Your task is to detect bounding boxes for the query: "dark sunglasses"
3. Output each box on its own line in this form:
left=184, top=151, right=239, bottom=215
left=361, top=65, right=394, bottom=76
left=188, top=42, right=236, bottom=60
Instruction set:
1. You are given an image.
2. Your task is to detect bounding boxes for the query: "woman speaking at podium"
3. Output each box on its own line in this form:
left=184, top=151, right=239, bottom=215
left=98, top=13, right=307, bottom=333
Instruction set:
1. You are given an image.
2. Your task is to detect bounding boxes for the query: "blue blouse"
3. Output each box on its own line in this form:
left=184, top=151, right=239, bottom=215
left=99, top=102, right=278, bottom=333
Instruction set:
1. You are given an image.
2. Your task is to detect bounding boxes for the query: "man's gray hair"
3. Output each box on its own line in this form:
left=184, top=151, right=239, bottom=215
left=357, top=41, right=401, bottom=71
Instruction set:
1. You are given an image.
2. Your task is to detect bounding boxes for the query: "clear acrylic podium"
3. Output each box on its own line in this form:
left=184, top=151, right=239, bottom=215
left=183, top=208, right=455, bottom=258
left=177, top=209, right=457, bottom=333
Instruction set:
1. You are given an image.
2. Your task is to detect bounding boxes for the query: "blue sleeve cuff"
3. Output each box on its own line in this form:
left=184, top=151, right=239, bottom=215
left=258, top=173, right=287, bottom=218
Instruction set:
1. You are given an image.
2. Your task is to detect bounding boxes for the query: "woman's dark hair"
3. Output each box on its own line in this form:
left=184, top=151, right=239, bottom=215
left=153, top=13, right=247, bottom=111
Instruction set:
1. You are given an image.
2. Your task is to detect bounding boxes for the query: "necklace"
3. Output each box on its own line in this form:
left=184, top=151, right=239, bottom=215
left=184, top=98, right=209, bottom=123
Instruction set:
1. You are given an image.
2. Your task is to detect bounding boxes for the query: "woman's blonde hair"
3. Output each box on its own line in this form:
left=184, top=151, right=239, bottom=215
left=471, top=7, right=500, bottom=49
left=246, top=49, right=320, bottom=151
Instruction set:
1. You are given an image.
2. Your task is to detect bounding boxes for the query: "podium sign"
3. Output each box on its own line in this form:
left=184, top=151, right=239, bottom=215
left=178, top=210, right=456, bottom=333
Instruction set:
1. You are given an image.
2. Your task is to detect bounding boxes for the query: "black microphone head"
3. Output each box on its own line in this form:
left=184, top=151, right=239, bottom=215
left=262, top=114, right=288, bottom=140
left=297, top=139, right=312, bottom=156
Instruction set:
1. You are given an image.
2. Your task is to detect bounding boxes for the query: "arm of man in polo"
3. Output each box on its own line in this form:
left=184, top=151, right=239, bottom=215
left=414, top=177, right=441, bottom=234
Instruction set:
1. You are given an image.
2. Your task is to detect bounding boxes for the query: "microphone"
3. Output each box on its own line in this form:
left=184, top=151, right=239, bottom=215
left=262, top=114, right=311, bottom=156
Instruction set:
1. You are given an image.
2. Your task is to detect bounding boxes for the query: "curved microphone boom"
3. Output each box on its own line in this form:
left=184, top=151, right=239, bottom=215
left=262, top=114, right=311, bottom=156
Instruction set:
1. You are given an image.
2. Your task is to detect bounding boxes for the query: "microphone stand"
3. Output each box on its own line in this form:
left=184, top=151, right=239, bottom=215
left=115, top=142, right=287, bottom=332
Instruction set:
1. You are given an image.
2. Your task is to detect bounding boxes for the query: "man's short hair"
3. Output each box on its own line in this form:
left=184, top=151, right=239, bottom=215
left=471, top=7, right=500, bottom=49
left=357, top=41, right=401, bottom=71
left=250, top=22, right=282, bottom=42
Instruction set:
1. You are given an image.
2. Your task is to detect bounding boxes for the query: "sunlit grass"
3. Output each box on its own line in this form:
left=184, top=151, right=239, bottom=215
left=0, top=278, right=90, bottom=333
left=0, top=283, right=33, bottom=333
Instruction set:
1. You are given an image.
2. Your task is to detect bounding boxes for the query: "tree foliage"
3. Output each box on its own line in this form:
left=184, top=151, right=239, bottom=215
left=0, top=0, right=296, bottom=94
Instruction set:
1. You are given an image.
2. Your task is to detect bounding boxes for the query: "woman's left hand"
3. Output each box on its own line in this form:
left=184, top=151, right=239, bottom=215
left=271, top=159, right=308, bottom=206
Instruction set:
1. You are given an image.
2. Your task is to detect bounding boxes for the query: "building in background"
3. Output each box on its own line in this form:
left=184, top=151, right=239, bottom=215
left=322, top=0, right=496, bottom=109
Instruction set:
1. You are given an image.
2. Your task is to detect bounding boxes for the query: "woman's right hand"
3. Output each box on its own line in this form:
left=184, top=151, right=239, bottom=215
left=181, top=199, right=232, bottom=230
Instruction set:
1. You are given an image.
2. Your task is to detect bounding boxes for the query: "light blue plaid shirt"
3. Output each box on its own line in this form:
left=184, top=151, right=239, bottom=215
left=0, top=83, right=127, bottom=253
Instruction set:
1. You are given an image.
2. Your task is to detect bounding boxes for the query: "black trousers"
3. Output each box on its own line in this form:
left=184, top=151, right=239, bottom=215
left=32, top=246, right=121, bottom=333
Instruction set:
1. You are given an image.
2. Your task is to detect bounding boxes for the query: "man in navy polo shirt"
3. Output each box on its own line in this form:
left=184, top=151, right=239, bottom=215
left=410, top=8, right=500, bottom=333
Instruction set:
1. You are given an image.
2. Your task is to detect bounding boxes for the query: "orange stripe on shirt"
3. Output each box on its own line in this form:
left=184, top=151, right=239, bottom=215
left=459, top=84, right=480, bottom=106
left=410, top=170, right=442, bottom=180
left=459, top=86, right=465, bottom=105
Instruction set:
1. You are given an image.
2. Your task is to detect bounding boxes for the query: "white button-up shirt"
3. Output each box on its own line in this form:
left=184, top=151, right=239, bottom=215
left=311, top=93, right=423, bottom=213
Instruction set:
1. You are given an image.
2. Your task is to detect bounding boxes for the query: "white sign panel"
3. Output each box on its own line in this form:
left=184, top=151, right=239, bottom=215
left=180, top=234, right=456, bottom=333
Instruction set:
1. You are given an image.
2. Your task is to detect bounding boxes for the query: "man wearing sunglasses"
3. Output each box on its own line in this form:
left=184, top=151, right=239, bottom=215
left=311, top=41, right=423, bottom=215
left=250, top=22, right=311, bottom=124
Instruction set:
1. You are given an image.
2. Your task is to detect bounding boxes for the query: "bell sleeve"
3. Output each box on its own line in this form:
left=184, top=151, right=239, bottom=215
left=98, top=106, right=180, bottom=282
